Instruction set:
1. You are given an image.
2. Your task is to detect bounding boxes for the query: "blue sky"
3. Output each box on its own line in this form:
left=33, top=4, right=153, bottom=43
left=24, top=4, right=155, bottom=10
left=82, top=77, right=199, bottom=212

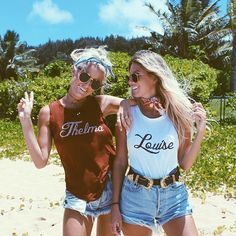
left=0, top=0, right=228, bottom=46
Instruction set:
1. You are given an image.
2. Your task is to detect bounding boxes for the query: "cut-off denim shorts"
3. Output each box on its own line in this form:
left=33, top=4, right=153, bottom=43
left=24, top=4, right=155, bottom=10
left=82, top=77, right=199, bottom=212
left=120, top=175, right=193, bottom=229
left=63, top=173, right=112, bottom=218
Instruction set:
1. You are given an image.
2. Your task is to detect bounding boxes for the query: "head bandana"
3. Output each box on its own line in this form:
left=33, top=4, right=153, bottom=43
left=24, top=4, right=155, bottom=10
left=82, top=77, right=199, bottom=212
left=74, top=57, right=115, bottom=78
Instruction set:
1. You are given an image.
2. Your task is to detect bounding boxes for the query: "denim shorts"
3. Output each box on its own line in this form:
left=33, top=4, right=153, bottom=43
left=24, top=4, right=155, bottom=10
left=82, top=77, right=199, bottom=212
left=63, top=173, right=112, bottom=218
left=120, top=176, right=192, bottom=229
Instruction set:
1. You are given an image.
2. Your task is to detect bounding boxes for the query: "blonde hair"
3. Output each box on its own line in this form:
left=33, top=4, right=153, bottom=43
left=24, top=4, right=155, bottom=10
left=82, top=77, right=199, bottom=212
left=129, top=50, right=193, bottom=145
left=70, top=46, right=114, bottom=78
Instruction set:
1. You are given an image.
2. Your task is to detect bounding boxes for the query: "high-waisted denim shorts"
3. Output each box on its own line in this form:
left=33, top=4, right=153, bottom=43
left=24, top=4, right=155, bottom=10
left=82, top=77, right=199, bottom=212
left=120, top=176, right=192, bottom=229
left=63, top=173, right=112, bottom=218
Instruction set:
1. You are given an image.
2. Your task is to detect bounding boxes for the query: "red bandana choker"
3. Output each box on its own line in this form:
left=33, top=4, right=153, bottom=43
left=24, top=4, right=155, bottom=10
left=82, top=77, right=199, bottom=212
left=140, top=97, right=165, bottom=115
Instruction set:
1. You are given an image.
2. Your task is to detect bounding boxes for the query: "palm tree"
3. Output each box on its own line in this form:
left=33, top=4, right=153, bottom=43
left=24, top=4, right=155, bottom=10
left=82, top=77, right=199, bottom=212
left=145, top=0, right=231, bottom=69
left=0, top=30, right=19, bottom=79
left=0, top=30, right=38, bottom=80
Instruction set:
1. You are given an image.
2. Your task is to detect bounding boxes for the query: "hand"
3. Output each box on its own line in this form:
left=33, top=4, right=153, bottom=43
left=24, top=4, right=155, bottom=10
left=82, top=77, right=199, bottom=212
left=18, top=91, right=34, bottom=119
left=117, top=99, right=132, bottom=132
left=111, top=206, right=122, bottom=235
left=192, top=102, right=206, bottom=134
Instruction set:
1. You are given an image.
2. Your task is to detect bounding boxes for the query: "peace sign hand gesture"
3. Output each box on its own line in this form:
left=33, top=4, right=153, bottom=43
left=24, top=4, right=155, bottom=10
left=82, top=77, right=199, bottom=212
left=18, top=91, right=34, bottom=119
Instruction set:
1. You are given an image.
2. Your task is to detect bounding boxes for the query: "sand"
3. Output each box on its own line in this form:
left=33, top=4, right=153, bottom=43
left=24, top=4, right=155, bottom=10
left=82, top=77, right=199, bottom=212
left=0, top=159, right=235, bottom=236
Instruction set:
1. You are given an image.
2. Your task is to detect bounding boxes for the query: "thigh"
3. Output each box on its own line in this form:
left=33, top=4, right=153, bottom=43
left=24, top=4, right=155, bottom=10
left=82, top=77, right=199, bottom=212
left=63, top=208, right=94, bottom=236
left=120, top=177, right=156, bottom=228
left=122, top=222, right=152, bottom=236
left=96, top=213, right=112, bottom=236
left=163, top=215, right=198, bottom=236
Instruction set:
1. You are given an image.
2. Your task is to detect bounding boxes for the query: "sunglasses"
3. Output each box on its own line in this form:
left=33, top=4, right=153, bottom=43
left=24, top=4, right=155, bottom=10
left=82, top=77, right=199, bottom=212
left=125, top=73, right=141, bottom=83
left=79, top=72, right=104, bottom=90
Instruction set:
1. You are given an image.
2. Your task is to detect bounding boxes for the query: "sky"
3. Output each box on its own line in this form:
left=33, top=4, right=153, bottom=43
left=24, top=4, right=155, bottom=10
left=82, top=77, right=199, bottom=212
left=0, top=0, right=228, bottom=47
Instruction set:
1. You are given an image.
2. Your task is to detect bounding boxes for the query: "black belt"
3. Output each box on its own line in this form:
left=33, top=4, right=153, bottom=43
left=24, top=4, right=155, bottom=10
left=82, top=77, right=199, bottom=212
left=127, top=167, right=180, bottom=189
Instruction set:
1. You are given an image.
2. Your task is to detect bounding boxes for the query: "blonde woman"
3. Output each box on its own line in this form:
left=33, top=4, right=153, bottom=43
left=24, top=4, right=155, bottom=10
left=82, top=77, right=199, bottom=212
left=18, top=46, right=131, bottom=236
left=111, top=50, right=206, bottom=236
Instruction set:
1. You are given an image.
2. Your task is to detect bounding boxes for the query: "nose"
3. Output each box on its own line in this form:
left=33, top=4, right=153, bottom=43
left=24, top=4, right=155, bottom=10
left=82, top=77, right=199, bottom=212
left=128, top=79, right=135, bottom=86
left=80, top=79, right=92, bottom=89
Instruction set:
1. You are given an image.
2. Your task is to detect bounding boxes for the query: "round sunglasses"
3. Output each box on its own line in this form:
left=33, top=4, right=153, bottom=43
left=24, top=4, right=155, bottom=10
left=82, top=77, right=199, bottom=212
left=124, top=73, right=141, bottom=83
left=79, top=72, right=104, bottom=90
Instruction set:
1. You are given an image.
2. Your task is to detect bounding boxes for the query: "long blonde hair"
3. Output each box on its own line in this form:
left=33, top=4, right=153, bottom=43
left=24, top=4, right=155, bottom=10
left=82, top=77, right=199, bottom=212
left=129, top=50, right=193, bottom=145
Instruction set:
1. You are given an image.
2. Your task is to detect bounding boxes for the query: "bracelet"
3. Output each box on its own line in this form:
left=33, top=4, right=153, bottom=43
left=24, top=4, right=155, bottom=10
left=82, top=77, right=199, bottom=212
left=111, top=202, right=119, bottom=205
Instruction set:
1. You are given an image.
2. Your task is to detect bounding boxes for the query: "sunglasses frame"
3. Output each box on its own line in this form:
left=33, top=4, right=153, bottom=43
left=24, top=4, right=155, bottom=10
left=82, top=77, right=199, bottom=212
left=125, top=73, right=141, bottom=83
left=79, top=72, right=104, bottom=90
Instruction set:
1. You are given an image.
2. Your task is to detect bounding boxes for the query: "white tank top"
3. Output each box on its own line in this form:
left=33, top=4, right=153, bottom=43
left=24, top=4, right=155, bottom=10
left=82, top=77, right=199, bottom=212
left=127, top=105, right=179, bottom=179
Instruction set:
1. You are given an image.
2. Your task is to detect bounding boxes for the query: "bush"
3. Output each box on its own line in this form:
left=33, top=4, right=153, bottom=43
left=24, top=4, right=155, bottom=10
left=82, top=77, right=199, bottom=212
left=0, top=52, right=219, bottom=121
left=0, top=79, right=29, bottom=119
left=165, top=55, right=218, bottom=103
left=44, top=60, right=70, bottom=77
left=0, top=72, right=71, bottom=122
left=106, top=52, right=131, bottom=98
left=184, top=124, right=236, bottom=198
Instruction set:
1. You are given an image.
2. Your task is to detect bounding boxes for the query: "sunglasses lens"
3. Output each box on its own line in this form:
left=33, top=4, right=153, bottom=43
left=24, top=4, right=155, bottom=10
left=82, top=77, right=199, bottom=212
left=131, top=74, right=138, bottom=82
left=79, top=72, right=103, bottom=90
left=79, top=72, right=90, bottom=82
left=91, top=80, right=102, bottom=90
left=125, top=74, right=138, bottom=83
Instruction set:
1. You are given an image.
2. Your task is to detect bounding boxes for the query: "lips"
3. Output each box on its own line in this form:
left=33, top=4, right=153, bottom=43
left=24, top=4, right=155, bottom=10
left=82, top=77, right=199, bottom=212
left=75, top=86, right=87, bottom=95
left=131, top=86, right=138, bottom=91
left=79, top=87, right=86, bottom=92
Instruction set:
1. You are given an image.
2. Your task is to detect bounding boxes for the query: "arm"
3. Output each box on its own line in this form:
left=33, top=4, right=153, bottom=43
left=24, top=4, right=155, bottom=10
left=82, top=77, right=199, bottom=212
left=18, top=92, right=52, bottom=169
left=111, top=124, right=128, bottom=235
left=95, top=95, right=122, bottom=116
left=178, top=102, right=206, bottom=170
left=96, top=95, right=136, bottom=130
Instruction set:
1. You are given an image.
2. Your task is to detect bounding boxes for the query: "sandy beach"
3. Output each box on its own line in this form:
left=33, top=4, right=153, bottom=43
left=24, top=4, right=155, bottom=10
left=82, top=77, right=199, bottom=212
left=0, top=158, right=235, bottom=236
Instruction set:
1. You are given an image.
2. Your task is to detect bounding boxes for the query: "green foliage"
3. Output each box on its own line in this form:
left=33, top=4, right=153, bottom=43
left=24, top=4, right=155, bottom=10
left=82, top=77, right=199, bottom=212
left=0, top=52, right=219, bottom=121
left=28, top=74, right=71, bottom=123
left=0, top=120, right=27, bottom=159
left=44, top=60, right=70, bottom=77
left=106, top=52, right=131, bottom=98
left=225, top=93, right=236, bottom=124
left=146, top=1, right=231, bottom=70
left=165, top=55, right=218, bottom=102
left=184, top=124, right=236, bottom=198
left=0, top=79, right=29, bottom=119
left=0, top=120, right=59, bottom=163
left=0, top=30, right=38, bottom=80
left=0, top=72, right=71, bottom=122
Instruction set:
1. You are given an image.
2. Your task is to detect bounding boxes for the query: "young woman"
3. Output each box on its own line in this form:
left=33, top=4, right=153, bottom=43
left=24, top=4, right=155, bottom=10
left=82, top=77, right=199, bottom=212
left=18, top=47, right=131, bottom=236
left=111, top=50, right=206, bottom=236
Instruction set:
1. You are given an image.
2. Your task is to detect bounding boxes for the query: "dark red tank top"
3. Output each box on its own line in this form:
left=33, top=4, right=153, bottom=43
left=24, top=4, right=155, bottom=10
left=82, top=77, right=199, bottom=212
left=49, top=96, right=115, bottom=201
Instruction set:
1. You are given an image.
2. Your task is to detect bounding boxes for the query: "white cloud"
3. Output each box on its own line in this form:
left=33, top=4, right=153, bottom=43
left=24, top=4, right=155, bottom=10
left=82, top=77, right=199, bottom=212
left=99, top=0, right=168, bottom=37
left=29, top=0, right=73, bottom=24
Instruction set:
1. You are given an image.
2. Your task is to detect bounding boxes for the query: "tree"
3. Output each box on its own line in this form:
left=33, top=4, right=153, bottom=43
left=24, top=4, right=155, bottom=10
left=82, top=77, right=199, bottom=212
left=145, top=0, right=231, bottom=70
left=0, top=30, right=19, bottom=79
left=228, top=0, right=236, bottom=92
left=0, top=30, right=37, bottom=80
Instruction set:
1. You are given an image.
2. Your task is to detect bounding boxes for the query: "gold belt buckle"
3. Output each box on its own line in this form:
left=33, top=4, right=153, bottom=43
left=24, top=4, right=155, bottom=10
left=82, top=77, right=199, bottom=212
left=143, top=177, right=154, bottom=190
left=127, top=174, right=134, bottom=182
left=160, top=177, right=168, bottom=188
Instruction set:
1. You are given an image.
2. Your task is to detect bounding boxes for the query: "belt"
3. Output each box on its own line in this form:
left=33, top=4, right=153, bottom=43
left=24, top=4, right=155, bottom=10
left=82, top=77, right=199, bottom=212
left=126, top=167, right=180, bottom=189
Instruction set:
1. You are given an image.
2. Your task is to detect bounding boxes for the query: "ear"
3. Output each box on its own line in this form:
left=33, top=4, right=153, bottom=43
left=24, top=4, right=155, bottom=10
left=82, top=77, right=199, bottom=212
left=152, top=75, right=158, bottom=85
